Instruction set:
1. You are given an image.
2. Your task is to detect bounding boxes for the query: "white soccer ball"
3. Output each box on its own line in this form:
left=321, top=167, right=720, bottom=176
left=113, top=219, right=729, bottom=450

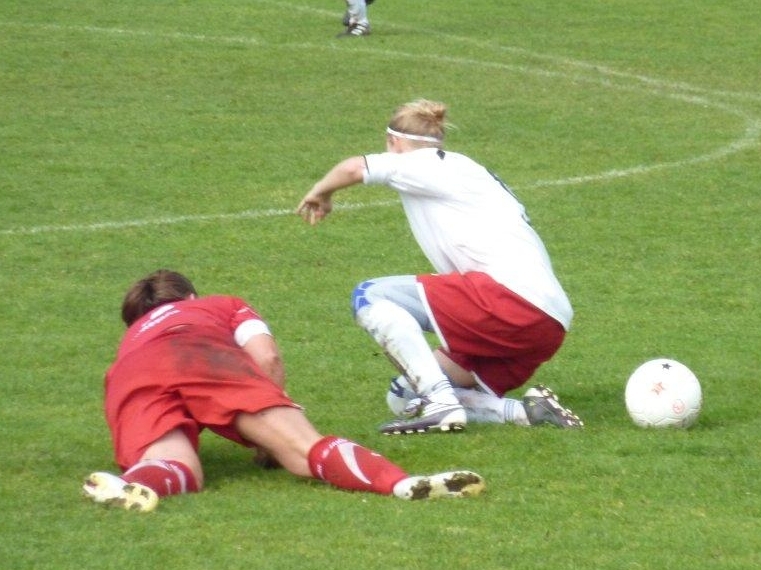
left=625, top=358, right=702, bottom=428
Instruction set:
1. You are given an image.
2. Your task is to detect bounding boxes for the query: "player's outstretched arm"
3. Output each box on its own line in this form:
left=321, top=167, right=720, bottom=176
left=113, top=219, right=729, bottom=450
left=296, top=156, right=366, bottom=225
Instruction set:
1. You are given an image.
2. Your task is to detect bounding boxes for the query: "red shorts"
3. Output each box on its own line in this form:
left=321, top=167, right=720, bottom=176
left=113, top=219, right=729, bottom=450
left=417, top=272, right=566, bottom=396
left=104, top=333, right=299, bottom=469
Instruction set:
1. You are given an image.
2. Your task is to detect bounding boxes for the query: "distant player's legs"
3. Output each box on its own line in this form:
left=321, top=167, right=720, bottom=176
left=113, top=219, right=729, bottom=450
left=341, top=0, right=370, bottom=36
left=344, top=0, right=368, bottom=24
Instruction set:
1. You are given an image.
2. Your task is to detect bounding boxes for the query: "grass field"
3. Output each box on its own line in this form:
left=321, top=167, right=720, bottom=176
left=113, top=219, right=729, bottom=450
left=1, top=1, right=760, bottom=568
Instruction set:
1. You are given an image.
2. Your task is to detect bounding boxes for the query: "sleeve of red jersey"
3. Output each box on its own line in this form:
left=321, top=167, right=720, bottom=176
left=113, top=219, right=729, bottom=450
left=229, top=297, right=272, bottom=347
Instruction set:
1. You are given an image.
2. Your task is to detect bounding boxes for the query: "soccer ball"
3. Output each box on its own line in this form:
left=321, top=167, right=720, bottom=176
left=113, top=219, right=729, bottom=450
left=625, top=358, right=702, bottom=428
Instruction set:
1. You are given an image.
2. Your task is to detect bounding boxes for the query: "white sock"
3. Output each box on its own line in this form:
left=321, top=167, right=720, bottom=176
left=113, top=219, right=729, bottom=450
left=503, top=397, right=530, bottom=426
left=453, top=388, right=530, bottom=426
left=357, top=301, right=458, bottom=405
left=454, top=388, right=506, bottom=423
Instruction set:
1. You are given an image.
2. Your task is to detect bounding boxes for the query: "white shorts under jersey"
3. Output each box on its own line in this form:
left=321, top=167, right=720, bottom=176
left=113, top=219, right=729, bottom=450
left=363, top=148, right=573, bottom=330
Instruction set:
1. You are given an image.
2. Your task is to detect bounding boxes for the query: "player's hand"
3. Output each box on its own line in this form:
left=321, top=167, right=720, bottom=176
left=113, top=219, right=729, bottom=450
left=296, top=194, right=332, bottom=225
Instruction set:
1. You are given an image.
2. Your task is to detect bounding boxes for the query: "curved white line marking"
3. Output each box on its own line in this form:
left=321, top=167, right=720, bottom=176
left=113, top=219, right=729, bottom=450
left=0, top=16, right=758, bottom=236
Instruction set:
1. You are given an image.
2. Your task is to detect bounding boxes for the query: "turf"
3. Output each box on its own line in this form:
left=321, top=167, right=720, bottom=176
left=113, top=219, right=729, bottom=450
left=1, top=1, right=759, bottom=569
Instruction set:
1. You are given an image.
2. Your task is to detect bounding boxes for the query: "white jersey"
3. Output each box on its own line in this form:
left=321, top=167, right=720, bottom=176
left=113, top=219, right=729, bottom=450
left=363, top=148, right=573, bottom=329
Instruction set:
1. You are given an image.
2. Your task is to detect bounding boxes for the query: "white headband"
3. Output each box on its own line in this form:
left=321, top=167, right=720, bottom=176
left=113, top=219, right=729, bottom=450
left=386, top=127, right=442, bottom=143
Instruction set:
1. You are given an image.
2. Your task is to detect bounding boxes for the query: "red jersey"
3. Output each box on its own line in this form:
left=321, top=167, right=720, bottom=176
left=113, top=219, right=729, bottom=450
left=116, top=295, right=266, bottom=360
left=104, top=295, right=297, bottom=469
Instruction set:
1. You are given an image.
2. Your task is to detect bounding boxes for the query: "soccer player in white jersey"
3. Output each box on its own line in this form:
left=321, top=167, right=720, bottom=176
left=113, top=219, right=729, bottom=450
left=297, top=99, right=583, bottom=434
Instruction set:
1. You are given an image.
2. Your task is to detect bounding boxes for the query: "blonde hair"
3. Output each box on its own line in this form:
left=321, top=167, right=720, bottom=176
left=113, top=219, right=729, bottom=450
left=387, top=99, right=449, bottom=147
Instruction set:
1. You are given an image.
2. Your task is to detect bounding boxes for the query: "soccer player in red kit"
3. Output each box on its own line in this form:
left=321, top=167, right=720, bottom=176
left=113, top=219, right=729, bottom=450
left=297, top=99, right=583, bottom=435
left=83, top=270, right=483, bottom=512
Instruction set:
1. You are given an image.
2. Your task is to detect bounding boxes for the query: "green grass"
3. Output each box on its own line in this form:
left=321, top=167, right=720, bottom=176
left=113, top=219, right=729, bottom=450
left=1, top=1, right=760, bottom=568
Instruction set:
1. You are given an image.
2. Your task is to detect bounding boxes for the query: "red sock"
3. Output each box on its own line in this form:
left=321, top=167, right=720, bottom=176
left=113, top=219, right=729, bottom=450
left=307, top=436, right=408, bottom=495
left=122, top=459, right=199, bottom=497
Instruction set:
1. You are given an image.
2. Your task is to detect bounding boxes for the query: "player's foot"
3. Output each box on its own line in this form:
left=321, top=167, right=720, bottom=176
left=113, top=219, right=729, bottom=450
left=393, top=471, right=484, bottom=500
left=82, top=471, right=159, bottom=512
left=523, top=385, right=583, bottom=428
left=379, top=398, right=466, bottom=434
left=386, top=377, right=416, bottom=416
left=337, top=22, right=370, bottom=37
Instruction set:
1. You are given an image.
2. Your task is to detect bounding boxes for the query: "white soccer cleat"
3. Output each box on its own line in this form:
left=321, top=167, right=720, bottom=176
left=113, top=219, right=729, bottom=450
left=393, top=471, right=485, bottom=500
left=83, top=471, right=159, bottom=513
left=380, top=398, right=467, bottom=434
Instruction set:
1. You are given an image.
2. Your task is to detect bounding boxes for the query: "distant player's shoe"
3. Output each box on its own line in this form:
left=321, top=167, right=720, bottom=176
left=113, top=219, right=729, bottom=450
left=380, top=398, right=467, bottom=434
left=393, top=471, right=484, bottom=500
left=83, top=472, right=159, bottom=513
left=523, top=385, right=583, bottom=428
left=337, top=22, right=370, bottom=37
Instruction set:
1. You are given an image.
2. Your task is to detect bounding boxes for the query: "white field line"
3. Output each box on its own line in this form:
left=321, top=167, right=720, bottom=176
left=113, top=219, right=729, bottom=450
left=254, top=0, right=761, bottom=103
left=0, top=14, right=758, bottom=237
left=5, top=18, right=759, bottom=102
left=0, top=201, right=400, bottom=236
left=0, top=21, right=263, bottom=46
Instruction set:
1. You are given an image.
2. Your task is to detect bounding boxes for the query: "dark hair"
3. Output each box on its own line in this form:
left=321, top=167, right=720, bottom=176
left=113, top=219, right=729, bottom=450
left=121, top=269, right=198, bottom=326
